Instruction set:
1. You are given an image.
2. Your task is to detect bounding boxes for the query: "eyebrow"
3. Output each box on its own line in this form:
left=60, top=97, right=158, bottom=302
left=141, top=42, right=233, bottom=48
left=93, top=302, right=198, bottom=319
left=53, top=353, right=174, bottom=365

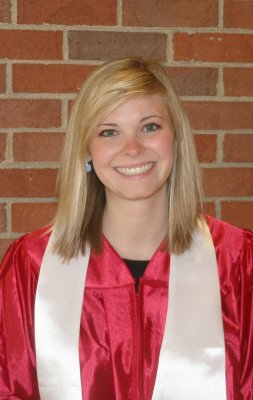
left=140, top=115, right=164, bottom=122
left=98, top=115, right=165, bottom=127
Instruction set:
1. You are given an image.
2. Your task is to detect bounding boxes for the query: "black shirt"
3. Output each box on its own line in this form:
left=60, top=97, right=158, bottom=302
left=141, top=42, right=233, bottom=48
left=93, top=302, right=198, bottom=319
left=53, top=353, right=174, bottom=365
left=123, top=258, right=149, bottom=292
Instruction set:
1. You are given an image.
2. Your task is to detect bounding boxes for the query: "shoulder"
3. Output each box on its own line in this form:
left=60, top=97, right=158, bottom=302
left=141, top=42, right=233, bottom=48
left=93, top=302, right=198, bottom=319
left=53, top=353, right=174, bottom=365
left=205, top=215, right=253, bottom=272
left=21, top=225, right=51, bottom=260
left=205, top=214, right=253, bottom=248
left=0, top=226, right=51, bottom=280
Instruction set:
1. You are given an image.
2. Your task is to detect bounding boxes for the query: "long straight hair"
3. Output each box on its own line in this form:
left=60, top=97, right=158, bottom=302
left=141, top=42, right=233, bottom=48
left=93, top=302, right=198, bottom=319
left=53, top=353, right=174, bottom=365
left=53, top=58, right=203, bottom=260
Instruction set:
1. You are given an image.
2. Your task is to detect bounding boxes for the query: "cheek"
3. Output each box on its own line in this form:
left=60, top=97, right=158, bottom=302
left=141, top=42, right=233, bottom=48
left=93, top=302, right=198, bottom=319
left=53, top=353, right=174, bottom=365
left=153, top=134, right=174, bottom=159
left=89, top=143, right=118, bottom=166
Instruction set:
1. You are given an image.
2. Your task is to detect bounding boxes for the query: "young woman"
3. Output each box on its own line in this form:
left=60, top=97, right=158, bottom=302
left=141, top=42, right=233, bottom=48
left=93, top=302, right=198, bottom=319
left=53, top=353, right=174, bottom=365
left=0, top=58, right=252, bottom=400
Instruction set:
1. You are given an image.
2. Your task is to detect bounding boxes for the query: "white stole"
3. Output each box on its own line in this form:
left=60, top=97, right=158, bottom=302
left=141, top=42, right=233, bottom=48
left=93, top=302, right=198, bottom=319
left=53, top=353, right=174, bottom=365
left=35, top=222, right=226, bottom=399
left=34, top=231, right=89, bottom=400
left=152, top=221, right=226, bottom=399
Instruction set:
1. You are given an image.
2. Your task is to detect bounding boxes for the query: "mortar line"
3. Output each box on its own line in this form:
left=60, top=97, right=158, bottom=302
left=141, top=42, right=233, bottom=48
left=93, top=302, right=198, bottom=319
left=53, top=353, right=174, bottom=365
left=218, top=0, right=224, bottom=29
left=1, top=24, right=253, bottom=34
left=216, top=132, right=224, bottom=163
left=63, top=29, right=69, bottom=61
left=10, top=0, right=17, bottom=24
left=117, top=0, right=123, bottom=26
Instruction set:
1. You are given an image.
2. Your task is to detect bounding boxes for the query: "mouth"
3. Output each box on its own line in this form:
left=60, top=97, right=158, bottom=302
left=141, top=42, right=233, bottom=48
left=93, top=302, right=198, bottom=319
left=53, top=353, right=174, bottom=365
left=114, top=162, right=155, bottom=176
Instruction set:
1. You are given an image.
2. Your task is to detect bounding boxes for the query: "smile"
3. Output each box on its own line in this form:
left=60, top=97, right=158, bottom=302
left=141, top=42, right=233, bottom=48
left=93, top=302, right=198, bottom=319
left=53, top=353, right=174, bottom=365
left=114, top=162, right=155, bottom=176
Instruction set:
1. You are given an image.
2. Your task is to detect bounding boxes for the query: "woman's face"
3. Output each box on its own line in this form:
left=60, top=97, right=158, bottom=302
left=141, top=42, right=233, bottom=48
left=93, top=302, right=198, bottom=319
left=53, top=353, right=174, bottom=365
left=89, top=94, right=175, bottom=204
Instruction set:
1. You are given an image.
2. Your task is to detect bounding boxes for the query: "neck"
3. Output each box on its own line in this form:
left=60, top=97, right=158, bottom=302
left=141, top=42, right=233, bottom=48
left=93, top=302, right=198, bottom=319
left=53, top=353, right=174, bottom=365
left=102, top=191, right=169, bottom=260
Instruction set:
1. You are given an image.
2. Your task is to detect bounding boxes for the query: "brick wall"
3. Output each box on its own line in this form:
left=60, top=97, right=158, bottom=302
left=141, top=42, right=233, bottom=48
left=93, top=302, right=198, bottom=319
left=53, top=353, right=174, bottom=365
left=0, top=0, right=253, bottom=261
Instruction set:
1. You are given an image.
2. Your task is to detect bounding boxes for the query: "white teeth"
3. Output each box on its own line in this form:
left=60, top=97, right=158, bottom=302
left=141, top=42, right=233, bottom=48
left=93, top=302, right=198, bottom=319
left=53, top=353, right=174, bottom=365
left=115, top=163, right=154, bottom=176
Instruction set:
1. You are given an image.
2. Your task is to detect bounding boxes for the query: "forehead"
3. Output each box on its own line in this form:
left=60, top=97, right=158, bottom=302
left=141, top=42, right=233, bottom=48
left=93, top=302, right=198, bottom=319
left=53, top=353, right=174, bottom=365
left=99, top=94, right=170, bottom=124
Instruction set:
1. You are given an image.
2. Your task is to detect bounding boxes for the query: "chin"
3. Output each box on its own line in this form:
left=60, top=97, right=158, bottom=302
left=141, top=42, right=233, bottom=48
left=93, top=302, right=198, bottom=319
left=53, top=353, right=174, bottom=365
left=117, top=190, right=163, bottom=202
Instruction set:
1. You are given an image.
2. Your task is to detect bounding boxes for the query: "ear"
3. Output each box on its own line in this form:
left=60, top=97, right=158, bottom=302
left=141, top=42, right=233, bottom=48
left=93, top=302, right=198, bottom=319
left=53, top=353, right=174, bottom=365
left=86, top=153, right=92, bottom=162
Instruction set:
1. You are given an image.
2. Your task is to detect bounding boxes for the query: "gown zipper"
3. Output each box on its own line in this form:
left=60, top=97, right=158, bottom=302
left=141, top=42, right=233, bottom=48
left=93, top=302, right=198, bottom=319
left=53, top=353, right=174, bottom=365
left=135, top=277, right=140, bottom=293
left=124, top=259, right=148, bottom=399
left=135, top=277, right=143, bottom=400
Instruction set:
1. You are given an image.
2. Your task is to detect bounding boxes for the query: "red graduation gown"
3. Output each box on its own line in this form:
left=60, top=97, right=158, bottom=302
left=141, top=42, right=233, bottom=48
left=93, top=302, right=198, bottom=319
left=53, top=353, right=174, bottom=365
left=0, top=215, right=253, bottom=399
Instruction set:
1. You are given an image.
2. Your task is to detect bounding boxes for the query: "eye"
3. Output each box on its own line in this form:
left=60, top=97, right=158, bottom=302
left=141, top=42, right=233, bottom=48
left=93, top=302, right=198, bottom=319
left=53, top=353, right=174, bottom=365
left=143, top=123, right=161, bottom=133
left=99, top=129, right=118, bottom=138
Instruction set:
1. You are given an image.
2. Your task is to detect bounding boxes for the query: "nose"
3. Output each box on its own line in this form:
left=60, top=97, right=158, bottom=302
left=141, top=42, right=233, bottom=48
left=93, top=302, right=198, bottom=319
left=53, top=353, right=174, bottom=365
left=122, top=136, right=144, bottom=157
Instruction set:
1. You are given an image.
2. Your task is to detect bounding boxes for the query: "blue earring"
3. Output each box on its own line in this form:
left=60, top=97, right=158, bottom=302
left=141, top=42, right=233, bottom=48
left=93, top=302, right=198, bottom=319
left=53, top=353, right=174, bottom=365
left=86, top=161, right=93, bottom=173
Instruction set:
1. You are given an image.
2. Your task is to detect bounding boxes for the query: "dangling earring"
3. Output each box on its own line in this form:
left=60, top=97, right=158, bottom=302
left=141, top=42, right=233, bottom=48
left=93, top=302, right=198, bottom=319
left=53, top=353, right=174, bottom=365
left=86, top=160, right=93, bottom=173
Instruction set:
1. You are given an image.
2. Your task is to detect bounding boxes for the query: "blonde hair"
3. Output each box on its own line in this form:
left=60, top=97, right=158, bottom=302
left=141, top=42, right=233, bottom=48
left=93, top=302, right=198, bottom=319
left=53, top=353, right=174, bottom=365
left=53, top=58, right=203, bottom=260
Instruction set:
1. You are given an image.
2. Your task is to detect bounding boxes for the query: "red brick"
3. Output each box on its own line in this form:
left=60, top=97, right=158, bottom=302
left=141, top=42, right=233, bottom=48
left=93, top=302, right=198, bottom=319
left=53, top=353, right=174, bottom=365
left=223, top=134, right=253, bottom=163
left=14, top=65, right=217, bottom=96
left=184, top=101, right=253, bottom=130
left=168, top=67, right=218, bottom=96
left=12, top=202, right=57, bottom=232
left=0, top=133, right=7, bottom=162
left=0, top=30, right=62, bottom=60
left=0, top=169, right=57, bottom=197
left=203, top=168, right=253, bottom=197
left=0, top=99, right=61, bottom=128
left=68, top=31, right=167, bottom=61
left=123, top=0, right=218, bottom=27
left=0, top=0, right=11, bottom=23
left=224, top=0, right=253, bottom=29
left=0, top=64, right=6, bottom=93
left=221, top=201, right=253, bottom=229
left=13, top=132, right=64, bottom=162
left=0, top=204, right=7, bottom=232
left=174, top=33, right=253, bottom=63
left=203, top=201, right=216, bottom=217
left=0, top=238, right=14, bottom=263
left=224, top=68, right=253, bottom=97
left=13, top=64, right=95, bottom=93
left=18, top=0, right=117, bottom=25
left=194, top=134, right=216, bottom=163
left=198, top=200, right=216, bottom=216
